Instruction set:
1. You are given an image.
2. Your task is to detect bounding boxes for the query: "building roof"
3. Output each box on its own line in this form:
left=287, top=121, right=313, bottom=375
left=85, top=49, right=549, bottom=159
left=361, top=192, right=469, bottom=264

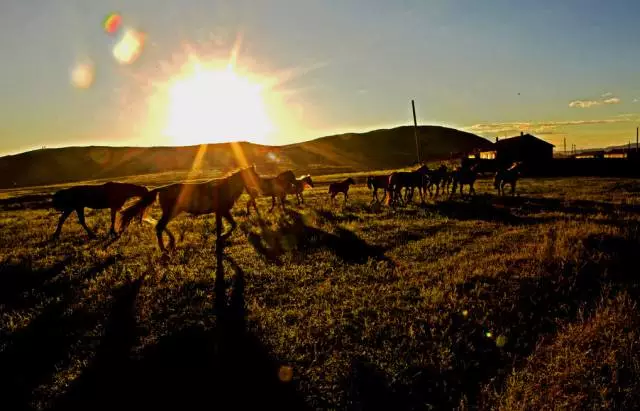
left=495, top=133, right=555, bottom=148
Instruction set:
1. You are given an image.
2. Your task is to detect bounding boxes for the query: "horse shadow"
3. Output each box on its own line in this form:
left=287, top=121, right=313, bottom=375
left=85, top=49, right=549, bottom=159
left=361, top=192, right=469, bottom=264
left=0, top=257, right=116, bottom=410
left=246, top=210, right=391, bottom=265
left=51, top=252, right=311, bottom=411
left=343, top=230, right=640, bottom=409
left=417, top=194, right=637, bottom=226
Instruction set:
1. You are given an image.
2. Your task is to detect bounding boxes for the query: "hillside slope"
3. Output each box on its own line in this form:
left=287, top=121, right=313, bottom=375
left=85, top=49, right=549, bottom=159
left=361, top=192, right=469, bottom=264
left=0, top=125, right=492, bottom=188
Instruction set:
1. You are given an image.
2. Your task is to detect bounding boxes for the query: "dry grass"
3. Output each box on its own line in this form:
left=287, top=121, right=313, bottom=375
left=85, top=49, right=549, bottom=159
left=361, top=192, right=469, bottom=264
left=1, top=172, right=639, bottom=410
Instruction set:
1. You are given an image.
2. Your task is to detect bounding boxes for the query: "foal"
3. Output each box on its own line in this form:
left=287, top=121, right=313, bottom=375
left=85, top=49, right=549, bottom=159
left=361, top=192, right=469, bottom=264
left=494, top=162, right=522, bottom=196
left=246, top=170, right=297, bottom=214
left=450, top=163, right=479, bottom=197
left=366, top=175, right=389, bottom=203
left=329, top=177, right=356, bottom=204
left=286, top=175, right=314, bottom=205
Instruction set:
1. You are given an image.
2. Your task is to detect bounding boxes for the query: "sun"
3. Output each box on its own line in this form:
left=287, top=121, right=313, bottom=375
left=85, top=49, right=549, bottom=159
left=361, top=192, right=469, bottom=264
left=160, top=63, right=274, bottom=146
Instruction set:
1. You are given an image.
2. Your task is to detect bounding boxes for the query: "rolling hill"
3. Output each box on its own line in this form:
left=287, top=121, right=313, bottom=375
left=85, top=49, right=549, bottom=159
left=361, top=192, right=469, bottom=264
left=0, top=125, right=493, bottom=188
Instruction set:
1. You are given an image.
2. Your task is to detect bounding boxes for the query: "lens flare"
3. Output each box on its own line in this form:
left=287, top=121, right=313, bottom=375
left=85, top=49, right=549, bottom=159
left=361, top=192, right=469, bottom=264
left=103, top=13, right=122, bottom=35
left=70, top=63, right=95, bottom=88
left=113, top=29, right=146, bottom=65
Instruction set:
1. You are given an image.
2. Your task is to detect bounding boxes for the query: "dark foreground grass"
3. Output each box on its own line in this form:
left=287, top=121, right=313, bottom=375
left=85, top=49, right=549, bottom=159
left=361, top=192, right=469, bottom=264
left=1, top=175, right=640, bottom=410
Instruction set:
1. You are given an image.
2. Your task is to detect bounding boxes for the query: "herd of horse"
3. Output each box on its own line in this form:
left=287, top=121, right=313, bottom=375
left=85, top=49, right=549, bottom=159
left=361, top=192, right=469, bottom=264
left=47, top=161, right=523, bottom=252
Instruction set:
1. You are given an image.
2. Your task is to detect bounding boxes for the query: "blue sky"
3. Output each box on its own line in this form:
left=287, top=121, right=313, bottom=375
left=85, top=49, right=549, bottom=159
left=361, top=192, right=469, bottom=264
left=1, top=0, right=640, bottom=155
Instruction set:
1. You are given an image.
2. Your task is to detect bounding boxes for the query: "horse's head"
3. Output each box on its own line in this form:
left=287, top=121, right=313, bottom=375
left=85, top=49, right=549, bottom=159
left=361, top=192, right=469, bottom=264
left=347, top=177, right=356, bottom=185
left=416, top=164, right=430, bottom=174
left=133, top=184, right=149, bottom=197
left=303, top=175, right=314, bottom=188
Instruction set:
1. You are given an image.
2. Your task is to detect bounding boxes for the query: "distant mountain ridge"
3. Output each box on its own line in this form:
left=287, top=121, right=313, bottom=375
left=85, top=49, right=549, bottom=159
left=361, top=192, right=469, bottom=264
left=0, top=125, right=493, bottom=188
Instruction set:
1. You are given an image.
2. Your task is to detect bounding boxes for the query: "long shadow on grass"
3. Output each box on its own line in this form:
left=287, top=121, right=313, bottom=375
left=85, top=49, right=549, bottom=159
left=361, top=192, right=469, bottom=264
left=413, top=194, right=638, bottom=226
left=347, top=229, right=640, bottom=410
left=52, top=252, right=311, bottom=411
left=246, top=209, right=391, bottom=265
left=0, top=257, right=115, bottom=410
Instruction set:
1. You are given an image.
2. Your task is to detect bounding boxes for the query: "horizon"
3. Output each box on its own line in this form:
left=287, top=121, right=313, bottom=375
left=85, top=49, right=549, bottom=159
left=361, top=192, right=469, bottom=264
left=2, top=1, right=640, bottom=155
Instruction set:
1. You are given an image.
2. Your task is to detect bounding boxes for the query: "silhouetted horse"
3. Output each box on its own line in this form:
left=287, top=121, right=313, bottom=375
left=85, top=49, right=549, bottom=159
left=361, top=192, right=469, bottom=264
left=450, top=163, right=479, bottom=197
left=387, top=165, right=429, bottom=206
left=118, top=166, right=260, bottom=252
left=285, top=175, right=314, bottom=205
left=366, top=175, right=389, bottom=203
left=51, top=182, right=148, bottom=240
left=329, top=177, right=356, bottom=204
left=246, top=170, right=297, bottom=213
left=424, top=165, right=450, bottom=198
left=494, top=162, right=523, bottom=196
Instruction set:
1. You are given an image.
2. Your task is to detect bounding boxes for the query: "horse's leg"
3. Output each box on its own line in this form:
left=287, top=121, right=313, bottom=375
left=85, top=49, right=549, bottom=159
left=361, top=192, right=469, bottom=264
left=511, top=181, right=516, bottom=196
left=221, top=210, right=237, bottom=239
left=269, top=195, right=276, bottom=213
left=109, top=207, right=118, bottom=236
left=343, top=191, right=348, bottom=205
left=52, top=209, right=72, bottom=240
left=155, top=214, right=170, bottom=252
left=76, top=208, right=96, bottom=239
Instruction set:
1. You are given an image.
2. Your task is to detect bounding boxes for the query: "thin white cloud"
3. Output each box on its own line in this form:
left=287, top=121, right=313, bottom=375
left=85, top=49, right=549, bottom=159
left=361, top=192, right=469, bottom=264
left=603, top=97, right=621, bottom=104
left=569, top=94, right=621, bottom=108
left=466, top=116, right=640, bottom=136
left=569, top=100, right=601, bottom=108
left=633, top=98, right=639, bottom=103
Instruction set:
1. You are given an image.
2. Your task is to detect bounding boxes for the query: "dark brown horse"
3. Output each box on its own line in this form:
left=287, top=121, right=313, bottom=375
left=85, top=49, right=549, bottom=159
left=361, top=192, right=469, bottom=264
left=117, top=166, right=260, bottom=252
left=494, top=162, right=523, bottom=196
left=286, top=175, right=314, bottom=205
left=366, top=175, right=389, bottom=203
left=51, top=182, right=148, bottom=240
left=387, top=165, right=429, bottom=206
left=329, top=177, right=356, bottom=204
left=246, top=170, right=297, bottom=214
left=424, top=165, right=450, bottom=198
left=450, top=163, right=479, bottom=197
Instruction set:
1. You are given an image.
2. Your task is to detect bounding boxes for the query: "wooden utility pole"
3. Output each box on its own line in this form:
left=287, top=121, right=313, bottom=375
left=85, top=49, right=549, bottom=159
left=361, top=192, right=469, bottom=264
left=411, top=100, right=421, bottom=163
left=636, top=127, right=638, bottom=152
left=563, top=137, right=567, bottom=156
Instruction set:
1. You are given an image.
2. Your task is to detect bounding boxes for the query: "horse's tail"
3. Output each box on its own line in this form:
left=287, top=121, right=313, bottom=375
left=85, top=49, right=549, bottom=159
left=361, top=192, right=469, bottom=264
left=386, top=175, right=396, bottom=206
left=367, top=177, right=373, bottom=190
left=117, top=188, right=160, bottom=233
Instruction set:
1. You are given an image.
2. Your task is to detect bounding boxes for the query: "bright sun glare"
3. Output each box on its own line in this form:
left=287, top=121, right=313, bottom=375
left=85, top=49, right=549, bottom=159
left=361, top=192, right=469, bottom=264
left=160, top=63, right=273, bottom=146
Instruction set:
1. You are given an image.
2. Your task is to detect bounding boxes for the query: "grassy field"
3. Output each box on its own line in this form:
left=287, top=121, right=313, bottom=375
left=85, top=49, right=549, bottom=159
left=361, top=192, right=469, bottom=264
left=1, top=171, right=640, bottom=410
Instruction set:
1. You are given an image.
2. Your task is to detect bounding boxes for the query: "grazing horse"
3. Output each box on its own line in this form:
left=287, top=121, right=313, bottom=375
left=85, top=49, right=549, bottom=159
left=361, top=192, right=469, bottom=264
left=117, top=166, right=260, bottom=252
left=366, top=175, right=390, bottom=203
left=51, top=182, right=148, bottom=240
left=246, top=170, right=297, bottom=214
left=450, top=163, right=479, bottom=197
left=387, top=165, right=430, bottom=206
left=329, top=177, right=356, bottom=204
left=494, top=162, right=523, bottom=196
left=424, top=165, right=450, bottom=198
left=286, top=175, right=314, bottom=205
